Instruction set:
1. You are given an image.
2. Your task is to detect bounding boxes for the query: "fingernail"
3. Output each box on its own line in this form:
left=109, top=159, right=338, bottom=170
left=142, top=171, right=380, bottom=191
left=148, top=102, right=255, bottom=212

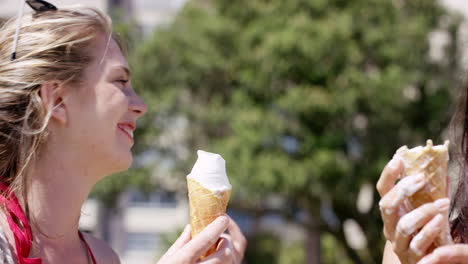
left=183, top=224, right=190, bottom=233
left=434, top=198, right=450, bottom=211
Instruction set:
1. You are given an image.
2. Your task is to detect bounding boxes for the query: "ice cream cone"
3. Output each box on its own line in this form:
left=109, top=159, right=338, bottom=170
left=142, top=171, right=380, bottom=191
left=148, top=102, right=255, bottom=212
left=394, top=139, right=452, bottom=247
left=188, top=177, right=231, bottom=237
left=186, top=150, right=232, bottom=258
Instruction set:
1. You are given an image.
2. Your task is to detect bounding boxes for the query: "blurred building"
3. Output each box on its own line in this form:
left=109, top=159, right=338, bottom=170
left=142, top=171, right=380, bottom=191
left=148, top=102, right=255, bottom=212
left=79, top=191, right=189, bottom=264
left=111, top=189, right=189, bottom=264
left=78, top=190, right=189, bottom=264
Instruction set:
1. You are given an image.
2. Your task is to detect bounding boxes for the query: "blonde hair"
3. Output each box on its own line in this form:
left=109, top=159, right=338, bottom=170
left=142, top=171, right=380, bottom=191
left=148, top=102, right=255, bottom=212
left=0, top=7, right=120, bottom=216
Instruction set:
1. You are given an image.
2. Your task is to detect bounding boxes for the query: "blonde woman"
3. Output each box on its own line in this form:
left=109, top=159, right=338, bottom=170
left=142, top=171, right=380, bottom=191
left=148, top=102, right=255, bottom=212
left=0, top=0, right=246, bottom=263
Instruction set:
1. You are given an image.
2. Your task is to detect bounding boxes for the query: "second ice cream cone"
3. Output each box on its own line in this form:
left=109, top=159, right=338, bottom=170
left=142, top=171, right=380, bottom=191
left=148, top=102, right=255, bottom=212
left=394, top=140, right=452, bottom=247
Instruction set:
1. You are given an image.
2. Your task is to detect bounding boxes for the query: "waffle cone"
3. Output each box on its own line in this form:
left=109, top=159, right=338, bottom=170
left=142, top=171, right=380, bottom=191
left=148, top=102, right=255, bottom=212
left=187, top=177, right=231, bottom=256
left=395, top=139, right=452, bottom=247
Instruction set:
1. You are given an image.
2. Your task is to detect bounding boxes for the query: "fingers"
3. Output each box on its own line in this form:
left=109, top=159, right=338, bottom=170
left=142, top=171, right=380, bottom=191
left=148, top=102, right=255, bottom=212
left=393, top=199, right=450, bottom=255
left=379, top=173, right=425, bottom=215
left=379, top=174, right=426, bottom=239
left=418, top=245, right=468, bottom=264
left=182, top=215, right=229, bottom=261
left=409, top=214, right=443, bottom=257
left=165, top=224, right=191, bottom=256
left=226, top=216, right=247, bottom=260
left=201, top=238, right=233, bottom=264
left=377, top=158, right=403, bottom=197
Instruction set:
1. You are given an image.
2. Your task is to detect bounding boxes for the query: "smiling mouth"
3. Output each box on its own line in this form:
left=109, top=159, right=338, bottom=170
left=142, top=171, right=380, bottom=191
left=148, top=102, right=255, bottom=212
left=118, top=124, right=134, bottom=141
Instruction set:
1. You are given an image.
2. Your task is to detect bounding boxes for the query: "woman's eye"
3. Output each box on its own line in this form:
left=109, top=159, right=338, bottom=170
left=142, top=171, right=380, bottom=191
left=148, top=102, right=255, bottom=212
left=115, top=79, right=129, bottom=87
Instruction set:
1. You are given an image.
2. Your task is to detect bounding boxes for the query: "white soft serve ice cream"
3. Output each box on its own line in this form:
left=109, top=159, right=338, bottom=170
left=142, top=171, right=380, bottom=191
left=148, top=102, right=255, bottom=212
left=187, top=150, right=232, bottom=196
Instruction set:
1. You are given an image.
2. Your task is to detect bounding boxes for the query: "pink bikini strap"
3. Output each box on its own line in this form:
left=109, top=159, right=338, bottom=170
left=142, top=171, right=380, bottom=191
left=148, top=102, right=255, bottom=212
left=0, top=182, right=98, bottom=264
left=0, top=182, right=41, bottom=264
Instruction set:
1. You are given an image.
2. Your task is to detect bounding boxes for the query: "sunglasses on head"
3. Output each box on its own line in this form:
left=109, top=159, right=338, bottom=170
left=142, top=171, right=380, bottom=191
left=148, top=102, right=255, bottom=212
left=26, top=0, right=57, bottom=12
left=10, top=0, right=57, bottom=60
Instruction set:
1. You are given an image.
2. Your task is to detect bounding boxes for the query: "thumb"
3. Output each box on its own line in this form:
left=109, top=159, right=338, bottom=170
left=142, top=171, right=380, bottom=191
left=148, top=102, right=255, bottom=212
left=182, top=215, right=229, bottom=261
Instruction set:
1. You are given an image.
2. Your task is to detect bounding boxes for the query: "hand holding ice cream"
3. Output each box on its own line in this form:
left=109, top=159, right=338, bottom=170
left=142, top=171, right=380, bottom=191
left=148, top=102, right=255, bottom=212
left=158, top=150, right=246, bottom=263
left=377, top=140, right=453, bottom=263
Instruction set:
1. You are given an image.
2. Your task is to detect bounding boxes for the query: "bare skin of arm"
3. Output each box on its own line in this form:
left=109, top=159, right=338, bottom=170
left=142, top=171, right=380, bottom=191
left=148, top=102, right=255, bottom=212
left=383, top=241, right=401, bottom=264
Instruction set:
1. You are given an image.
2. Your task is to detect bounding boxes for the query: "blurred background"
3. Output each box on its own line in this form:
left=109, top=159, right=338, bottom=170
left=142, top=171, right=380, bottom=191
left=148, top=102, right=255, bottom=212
left=1, top=0, right=468, bottom=263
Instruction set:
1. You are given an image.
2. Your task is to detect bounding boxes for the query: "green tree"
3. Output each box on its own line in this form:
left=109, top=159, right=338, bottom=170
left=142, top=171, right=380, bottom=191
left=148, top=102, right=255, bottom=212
left=130, top=0, right=462, bottom=263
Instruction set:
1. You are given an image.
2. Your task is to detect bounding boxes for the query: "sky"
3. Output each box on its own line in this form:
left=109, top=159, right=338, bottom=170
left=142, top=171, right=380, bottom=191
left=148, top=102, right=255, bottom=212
left=441, top=0, right=468, bottom=18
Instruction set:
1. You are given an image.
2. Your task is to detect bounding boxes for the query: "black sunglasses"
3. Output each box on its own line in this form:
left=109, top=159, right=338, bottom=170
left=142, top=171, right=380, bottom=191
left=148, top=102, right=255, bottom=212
left=26, top=0, right=57, bottom=12
left=11, top=0, right=57, bottom=60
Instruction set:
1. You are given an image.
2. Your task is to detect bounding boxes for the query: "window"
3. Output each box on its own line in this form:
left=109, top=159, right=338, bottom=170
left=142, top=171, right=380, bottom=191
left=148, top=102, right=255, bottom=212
left=128, top=190, right=177, bottom=208
left=125, top=232, right=161, bottom=252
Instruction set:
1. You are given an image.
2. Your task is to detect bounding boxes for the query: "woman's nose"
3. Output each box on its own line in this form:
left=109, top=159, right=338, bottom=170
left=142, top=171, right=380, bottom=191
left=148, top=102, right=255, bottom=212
left=129, top=90, right=147, bottom=117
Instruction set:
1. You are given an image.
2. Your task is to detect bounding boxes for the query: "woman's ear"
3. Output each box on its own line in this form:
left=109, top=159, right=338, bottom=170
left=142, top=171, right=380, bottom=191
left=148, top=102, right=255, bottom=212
left=39, top=81, right=67, bottom=125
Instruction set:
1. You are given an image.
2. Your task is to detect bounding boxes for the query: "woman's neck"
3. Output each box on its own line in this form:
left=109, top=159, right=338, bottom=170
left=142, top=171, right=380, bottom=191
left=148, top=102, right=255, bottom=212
left=24, top=146, right=97, bottom=259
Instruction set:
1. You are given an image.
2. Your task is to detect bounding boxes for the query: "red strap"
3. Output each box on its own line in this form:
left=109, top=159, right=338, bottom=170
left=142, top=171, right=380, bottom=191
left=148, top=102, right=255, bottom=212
left=0, top=183, right=98, bottom=264
left=79, top=231, right=97, bottom=264
left=0, top=182, right=41, bottom=264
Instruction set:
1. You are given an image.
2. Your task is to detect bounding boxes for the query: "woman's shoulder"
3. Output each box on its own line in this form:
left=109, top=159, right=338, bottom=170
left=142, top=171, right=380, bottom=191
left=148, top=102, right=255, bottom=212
left=81, top=232, right=121, bottom=264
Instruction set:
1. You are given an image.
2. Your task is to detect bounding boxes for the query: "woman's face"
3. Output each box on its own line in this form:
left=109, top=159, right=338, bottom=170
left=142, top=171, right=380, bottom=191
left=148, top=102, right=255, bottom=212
left=63, top=34, right=147, bottom=176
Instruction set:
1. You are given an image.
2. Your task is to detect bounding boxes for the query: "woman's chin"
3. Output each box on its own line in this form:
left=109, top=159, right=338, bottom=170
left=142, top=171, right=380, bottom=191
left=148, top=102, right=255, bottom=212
left=104, top=154, right=133, bottom=176
left=117, top=155, right=133, bottom=171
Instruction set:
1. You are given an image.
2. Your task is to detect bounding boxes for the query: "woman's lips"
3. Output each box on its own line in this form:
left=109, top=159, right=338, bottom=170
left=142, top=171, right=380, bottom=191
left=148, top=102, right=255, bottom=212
left=118, top=123, right=134, bottom=142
